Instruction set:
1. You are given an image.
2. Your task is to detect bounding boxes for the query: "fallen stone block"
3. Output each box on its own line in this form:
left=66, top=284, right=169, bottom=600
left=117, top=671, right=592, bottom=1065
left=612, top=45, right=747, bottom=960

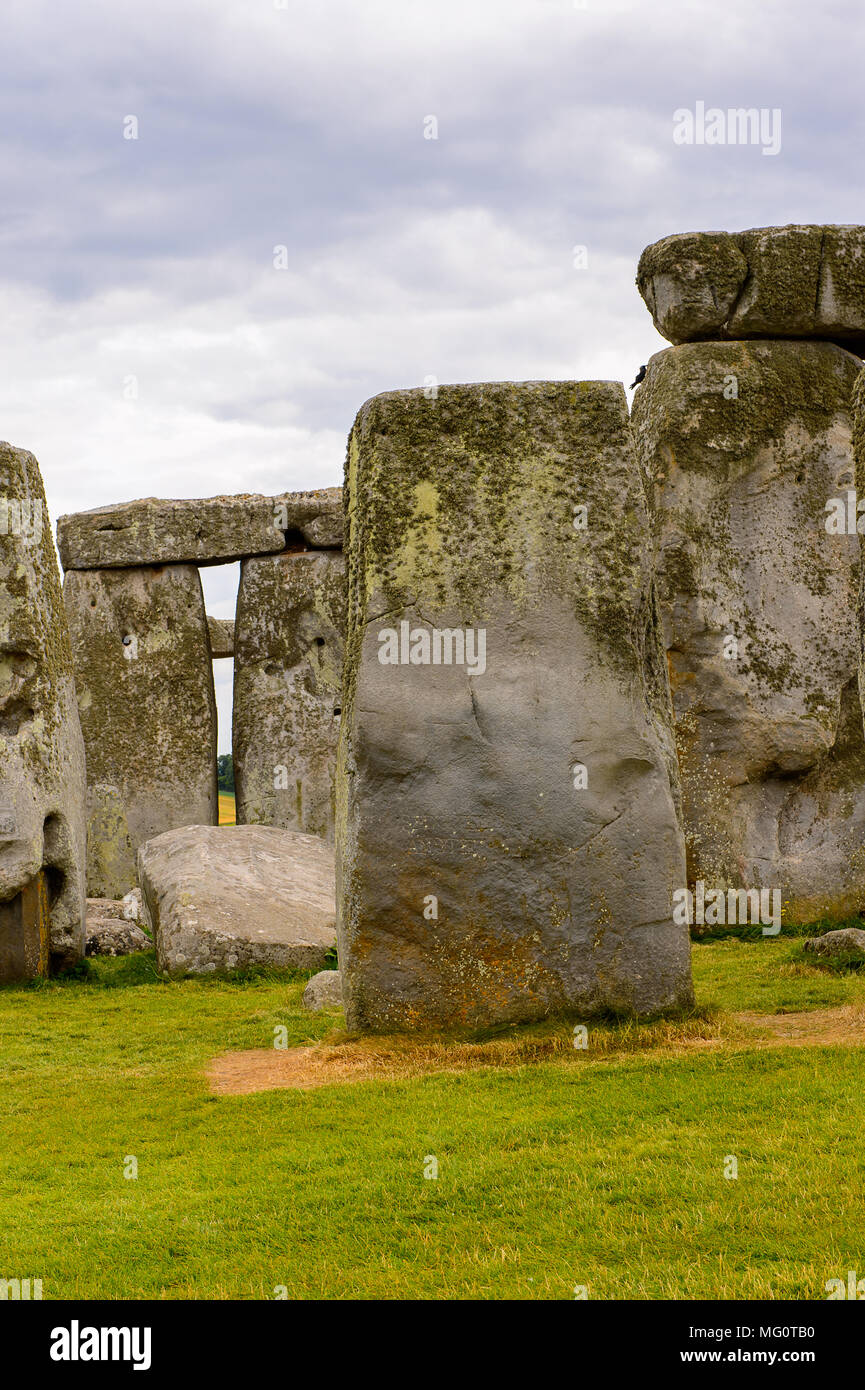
left=0, top=442, right=87, bottom=977
left=234, top=551, right=346, bottom=839
left=633, top=339, right=865, bottom=923
left=57, top=489, right=343, bottom=570
left=337, top=381, right=693, bottom=1032
left=138, top=824, right=336, bottom=976
left=803, top=927, right=865, bottom=959
left=302, top=969, right=343, bottom=1011
left=637, top=225, right=865, bottom=354
left=63, top=565, right=218, bottom=898
left=85, top=899, right=150, bottom=956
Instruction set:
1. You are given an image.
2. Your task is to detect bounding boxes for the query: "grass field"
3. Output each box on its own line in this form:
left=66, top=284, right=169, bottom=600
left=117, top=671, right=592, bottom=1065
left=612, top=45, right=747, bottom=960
left=218, top=791, right=235, bottom=825
left=1, top=932, right=864, bottom=1300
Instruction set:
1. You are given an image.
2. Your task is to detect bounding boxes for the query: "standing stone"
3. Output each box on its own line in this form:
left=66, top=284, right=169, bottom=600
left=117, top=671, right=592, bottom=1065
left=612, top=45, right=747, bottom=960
left=0, top=442, right=86, bottom=977
left=633, top=339, right=865, bottom=923
left=856, top=369, right=865, bottom=742
left=63, top=565, right=217, bottom=898
left=337, top=382, right=693, bottom=1032
left=206, top=616, right=235, bottom=658
left=234, top=551, right=345, bottom=839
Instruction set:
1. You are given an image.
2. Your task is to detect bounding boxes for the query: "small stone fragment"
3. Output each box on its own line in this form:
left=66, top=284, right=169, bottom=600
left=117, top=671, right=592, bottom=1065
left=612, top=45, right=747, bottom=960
left=302, top=969, right=343, bottom=1011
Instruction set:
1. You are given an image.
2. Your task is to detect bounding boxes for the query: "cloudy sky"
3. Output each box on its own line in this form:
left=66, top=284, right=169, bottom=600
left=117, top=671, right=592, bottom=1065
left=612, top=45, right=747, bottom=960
left=3, top=0, right=862, bottom=747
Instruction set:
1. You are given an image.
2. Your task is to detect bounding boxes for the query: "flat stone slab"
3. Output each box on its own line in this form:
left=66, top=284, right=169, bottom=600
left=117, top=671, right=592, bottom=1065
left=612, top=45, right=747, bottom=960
left=637, top=225, right=865, bottom=352
left=57, top=488, right=343, bottom=570
left=138, top=824, right=336, bottom=976
left=85, top=899, right=150, bottom=956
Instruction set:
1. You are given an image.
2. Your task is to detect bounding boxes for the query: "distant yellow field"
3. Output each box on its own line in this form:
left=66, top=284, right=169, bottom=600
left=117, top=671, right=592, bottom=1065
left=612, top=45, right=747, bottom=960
left=218, top=792, right=236, bottom=826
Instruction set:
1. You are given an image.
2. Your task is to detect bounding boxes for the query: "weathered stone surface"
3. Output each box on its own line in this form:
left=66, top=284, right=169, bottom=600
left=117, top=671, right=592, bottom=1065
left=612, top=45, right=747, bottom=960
left=337, top=381, right=693, bottom=1032
left=302, top=969, right=343, bottom=1011
left=85, top=899, right=149, bottom=956
left=120, top=887, right=145, bottom=923
left=57, top=488, right=343, bottom=570
left=637, top=225, right=865, bottom=353
left=234, top=551, right=346, bottom=839
left=803, top=927, right=865, bottom=958
left=853, top=368, right=865, bottom=738
left=0, top=872, right=50, bottom=979
left=207, top=616, right=235, bottom=658
left=0, top=443, right=86, bottom=976
left=63, top=565, right=217, bottom=898
left=138, top=824, right=336, bottom=976
left=637, top=231, right=748, bottom=345
left=633, top=339, right=865, bottom=923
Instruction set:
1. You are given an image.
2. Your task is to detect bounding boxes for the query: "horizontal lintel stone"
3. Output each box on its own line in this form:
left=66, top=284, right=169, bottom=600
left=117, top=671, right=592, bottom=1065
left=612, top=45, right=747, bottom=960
left=56, top=488, right=343, bottom=570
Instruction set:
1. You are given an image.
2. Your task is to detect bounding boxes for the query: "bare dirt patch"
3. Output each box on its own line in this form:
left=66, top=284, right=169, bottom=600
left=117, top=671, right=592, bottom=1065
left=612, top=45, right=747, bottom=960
left=206, top=1004, right=865, bottom=1096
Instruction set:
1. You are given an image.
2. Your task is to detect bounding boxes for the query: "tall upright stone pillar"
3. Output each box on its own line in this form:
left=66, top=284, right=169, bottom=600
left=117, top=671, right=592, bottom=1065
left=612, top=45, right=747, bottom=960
left=634, top=225, right=865, bottom=923
left=63, top=565, right=217, bottom=898
left=0, top=442, right=86, bottom=977
left=336, top=381, right=693, bottom=1032
left=233, top=550, right=345, bottom=839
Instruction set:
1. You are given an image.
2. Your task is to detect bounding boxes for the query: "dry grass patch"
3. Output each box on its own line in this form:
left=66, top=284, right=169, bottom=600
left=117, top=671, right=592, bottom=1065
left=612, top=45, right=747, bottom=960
left=207, top=1001, right=865, bottom=1095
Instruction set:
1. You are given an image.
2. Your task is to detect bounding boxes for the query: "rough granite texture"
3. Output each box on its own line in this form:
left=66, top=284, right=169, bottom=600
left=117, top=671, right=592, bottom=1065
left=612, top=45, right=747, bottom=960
left=336, top=381, right=693, bottom=1033
left=138, top=824, right=336, bottom=976
left=0, top=442, right=86, bottom=976
left=234, top=551, right=346, bottom=839
left=637, top=225, right=865, bottom=354
left=84, top=898, right=150, bottom=956
left=57, top=488, right=344, bottom=570
left=633, top=339, right=865, bottom=923
left=63, top=564, right=218, bottom=897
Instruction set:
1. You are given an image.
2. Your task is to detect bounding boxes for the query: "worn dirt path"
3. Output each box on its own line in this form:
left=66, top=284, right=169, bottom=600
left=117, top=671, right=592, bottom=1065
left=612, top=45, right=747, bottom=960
left=206, top=1003, right=865, bottom=1096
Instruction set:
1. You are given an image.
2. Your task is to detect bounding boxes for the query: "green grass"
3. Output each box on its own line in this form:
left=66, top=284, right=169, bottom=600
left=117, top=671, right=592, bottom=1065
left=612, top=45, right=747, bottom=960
left=1, top=936, right=864, bottom=1300
left=691, top=932, right=865, bottom=1013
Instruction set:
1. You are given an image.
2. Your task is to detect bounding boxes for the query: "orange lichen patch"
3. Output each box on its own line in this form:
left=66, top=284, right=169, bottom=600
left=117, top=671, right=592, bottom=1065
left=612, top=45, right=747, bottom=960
left=205, top=1006, right=865, bottom=1096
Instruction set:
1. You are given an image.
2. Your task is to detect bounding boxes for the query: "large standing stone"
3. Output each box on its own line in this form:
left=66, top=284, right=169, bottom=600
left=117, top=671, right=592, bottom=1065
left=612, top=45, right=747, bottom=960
left=234, top=551, right=345, bottom=839
left=138, top=824, right=336, bottom=975
left=57, top=489, right=343, bottom=570
left=0, top=442, right=86, bottom=977
left=637, top=225, right=865, bottom=354
left=63, top=565, right=217, bottom=898
left=855, top=368, right=865, bottom=738
left=337, top=381, right=693, bottom=1032
left=633, top=339, right=865, bottom=922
